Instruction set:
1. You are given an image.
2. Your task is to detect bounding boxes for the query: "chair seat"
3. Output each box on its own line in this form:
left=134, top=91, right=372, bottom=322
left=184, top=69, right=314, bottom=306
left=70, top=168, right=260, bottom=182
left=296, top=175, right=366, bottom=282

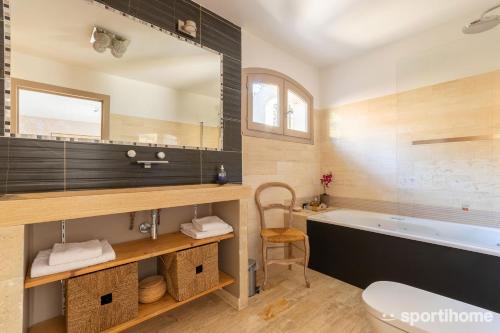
left=261, top=227, right=306, bottom=243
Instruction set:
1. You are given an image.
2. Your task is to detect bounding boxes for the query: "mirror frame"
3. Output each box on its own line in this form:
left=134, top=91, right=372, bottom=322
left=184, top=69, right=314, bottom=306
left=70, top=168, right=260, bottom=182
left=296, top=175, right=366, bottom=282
left=3, top=0, right=225, bottom=151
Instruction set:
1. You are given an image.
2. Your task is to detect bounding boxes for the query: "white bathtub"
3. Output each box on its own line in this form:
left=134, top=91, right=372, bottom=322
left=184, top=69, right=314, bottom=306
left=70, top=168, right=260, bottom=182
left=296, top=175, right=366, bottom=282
left=309, top=209, right=500, bottom=257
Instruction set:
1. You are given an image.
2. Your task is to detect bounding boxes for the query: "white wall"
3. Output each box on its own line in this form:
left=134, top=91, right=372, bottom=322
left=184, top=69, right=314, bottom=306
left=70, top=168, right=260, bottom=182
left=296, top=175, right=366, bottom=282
left=12, top=51, right=220, bottom=126
left=241, top=30, right=321, bottom=268
left=242, top=30, right=320, bottom=102
left=320, top=16, right=500, bottom=108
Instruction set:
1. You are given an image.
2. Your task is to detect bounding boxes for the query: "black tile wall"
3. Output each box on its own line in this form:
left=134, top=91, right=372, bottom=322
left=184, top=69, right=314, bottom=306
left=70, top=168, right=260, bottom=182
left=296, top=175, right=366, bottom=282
left=0, top=0, right=242, bottom=194
left=222, top=119, right=242, bottom=152
left=66, top=142, right=201, bottom=190
left=6, top=139, right=64, bottom=193
left=201, top=150, right=242, bottom=184
left=130, top=0, right=175, bottom=32
left=201, top=8, right=241, bottom=60
left=0, top=137, right=7, bottom=195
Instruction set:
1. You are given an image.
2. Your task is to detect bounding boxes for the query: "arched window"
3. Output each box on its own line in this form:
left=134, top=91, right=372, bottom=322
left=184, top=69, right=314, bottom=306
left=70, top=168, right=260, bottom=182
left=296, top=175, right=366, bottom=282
left=242, top=68, right=313, bottom=144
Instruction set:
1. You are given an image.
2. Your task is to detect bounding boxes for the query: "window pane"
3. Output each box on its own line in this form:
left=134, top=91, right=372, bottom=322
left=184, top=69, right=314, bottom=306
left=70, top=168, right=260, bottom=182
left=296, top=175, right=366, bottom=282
left=252, top=82, right=280, bottom=127
left=287, top=90, right=308, bottom=132
left=18, top=89, right=102, bottom=139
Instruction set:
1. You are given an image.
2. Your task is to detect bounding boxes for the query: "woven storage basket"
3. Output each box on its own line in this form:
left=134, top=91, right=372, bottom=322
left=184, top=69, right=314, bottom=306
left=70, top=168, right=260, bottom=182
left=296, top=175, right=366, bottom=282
left=139, top=275, right=167, bottom=304
left=66, top=262, right=138, bottom=333
left=159, top=242, right=219, bottom=301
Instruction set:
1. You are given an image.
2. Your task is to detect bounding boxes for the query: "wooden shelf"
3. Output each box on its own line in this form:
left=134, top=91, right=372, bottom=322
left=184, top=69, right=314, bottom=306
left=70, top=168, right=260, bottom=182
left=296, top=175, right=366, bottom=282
left=29, top=271, right=234, bottom=333
left=25, top=232, right=234, bottom=289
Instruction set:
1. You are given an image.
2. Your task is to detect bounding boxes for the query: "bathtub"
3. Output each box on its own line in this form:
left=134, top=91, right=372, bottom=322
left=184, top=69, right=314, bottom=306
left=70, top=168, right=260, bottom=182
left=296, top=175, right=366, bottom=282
left=306, top=208, right=500, bottom=314
left=309, top=209, right=500, bottom=258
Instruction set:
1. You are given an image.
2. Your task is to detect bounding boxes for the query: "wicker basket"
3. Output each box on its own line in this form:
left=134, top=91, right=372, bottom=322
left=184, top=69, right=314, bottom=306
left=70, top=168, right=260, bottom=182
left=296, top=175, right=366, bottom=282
left=66, top=263, right=138, bottom=333
left=159, top=243, right=219, bottom=301
left=139, top=275, right=167, bottom=304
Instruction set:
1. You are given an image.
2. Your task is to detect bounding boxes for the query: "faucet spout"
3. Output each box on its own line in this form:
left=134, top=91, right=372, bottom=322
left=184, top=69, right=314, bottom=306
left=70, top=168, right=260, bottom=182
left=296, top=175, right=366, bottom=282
left=151, top=209, right=158, bottom=240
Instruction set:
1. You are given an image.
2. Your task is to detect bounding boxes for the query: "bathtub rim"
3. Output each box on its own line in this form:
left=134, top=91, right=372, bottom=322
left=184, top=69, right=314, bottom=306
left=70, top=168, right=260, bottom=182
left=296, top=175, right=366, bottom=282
left=308, top=208, right=500, bottom=258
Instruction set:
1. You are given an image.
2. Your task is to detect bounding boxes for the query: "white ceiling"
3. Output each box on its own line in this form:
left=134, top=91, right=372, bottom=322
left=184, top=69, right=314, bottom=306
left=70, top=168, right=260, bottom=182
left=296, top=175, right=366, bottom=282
left=12, top=0, right=221, bottom=97
left=195, top=0, right=500, bottom=67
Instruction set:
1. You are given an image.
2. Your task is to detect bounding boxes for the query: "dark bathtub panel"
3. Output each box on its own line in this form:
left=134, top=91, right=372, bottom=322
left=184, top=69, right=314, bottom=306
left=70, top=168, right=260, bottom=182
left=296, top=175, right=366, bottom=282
left=307, top=220, right=500, bottom=313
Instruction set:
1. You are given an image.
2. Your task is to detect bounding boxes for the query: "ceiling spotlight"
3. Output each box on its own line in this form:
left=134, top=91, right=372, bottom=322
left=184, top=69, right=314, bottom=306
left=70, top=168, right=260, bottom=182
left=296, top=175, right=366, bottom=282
left=91, top=27, right=130, bottom=58
left=93, top=29, right=112, bottom=53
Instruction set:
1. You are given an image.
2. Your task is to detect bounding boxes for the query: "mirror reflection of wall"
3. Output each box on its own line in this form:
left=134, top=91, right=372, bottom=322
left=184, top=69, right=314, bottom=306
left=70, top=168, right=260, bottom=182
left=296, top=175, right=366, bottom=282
left=11, top=0, right=222, bottom=149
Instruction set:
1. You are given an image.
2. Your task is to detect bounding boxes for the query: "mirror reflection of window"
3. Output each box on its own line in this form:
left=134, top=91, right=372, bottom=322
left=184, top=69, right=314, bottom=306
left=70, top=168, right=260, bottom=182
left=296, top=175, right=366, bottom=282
left=18, top=90, right=102, bottom=139
left=12, top=79, right=110, bottom=140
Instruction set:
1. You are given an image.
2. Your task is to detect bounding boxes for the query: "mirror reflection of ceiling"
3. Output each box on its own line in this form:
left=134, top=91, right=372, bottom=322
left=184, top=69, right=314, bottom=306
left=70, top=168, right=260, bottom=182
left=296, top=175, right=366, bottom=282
left=11, top=0, right=221, bottom=98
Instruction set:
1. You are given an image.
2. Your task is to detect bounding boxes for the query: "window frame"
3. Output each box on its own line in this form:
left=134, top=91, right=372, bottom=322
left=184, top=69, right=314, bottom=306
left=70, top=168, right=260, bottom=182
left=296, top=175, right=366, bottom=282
left=242, top=68, right=313, bottom=144
left=10, top=78, right=111, bottom=140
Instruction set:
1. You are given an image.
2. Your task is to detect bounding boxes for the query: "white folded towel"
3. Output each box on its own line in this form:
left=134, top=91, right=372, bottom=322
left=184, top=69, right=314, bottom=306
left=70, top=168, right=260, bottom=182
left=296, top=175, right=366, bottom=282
left=49, top=239, right=102, bottom=266
left=181, top=222, right=233, bottom=239
left=31, top=240, right=116, bottom=278
left=192, top=216, right=230, bottom=232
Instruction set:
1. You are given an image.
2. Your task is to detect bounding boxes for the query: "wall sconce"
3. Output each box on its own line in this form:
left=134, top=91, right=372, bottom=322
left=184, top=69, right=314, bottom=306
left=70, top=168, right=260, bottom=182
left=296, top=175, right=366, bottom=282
left=177, top=19, right=197, bottom=38
left=91, top=27, right=130, bottom=58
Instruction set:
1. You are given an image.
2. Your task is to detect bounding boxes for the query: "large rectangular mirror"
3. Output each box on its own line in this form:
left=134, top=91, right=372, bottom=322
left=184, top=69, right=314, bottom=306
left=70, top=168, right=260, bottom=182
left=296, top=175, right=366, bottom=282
left=10, top=0, right=222, bottom=150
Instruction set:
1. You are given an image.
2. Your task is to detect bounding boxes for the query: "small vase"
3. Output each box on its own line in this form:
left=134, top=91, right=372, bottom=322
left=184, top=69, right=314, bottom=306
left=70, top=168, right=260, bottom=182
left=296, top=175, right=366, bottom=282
left=320, top=193, right=329, bottom=205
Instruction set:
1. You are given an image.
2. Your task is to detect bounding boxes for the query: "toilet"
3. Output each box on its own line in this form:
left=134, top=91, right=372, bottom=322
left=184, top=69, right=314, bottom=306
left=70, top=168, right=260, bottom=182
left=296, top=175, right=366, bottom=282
left=362, top=281, right=500, bottom=333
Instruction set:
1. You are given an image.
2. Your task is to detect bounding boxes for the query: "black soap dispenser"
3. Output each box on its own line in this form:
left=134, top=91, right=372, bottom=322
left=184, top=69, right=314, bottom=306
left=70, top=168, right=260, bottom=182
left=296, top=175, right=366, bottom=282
left=217, top=164, right=227, bottom=185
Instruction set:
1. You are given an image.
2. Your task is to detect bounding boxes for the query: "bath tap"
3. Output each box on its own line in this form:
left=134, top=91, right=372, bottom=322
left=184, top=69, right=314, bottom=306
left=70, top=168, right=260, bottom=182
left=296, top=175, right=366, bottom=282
left=139, top=209, right=159, bottom=240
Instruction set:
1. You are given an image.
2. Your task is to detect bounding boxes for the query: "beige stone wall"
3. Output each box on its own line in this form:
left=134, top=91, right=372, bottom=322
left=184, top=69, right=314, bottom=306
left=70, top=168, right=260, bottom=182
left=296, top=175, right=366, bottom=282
left=0, top=226, right=24, bottom=333
left=110, top=114, right=220, bottom=149
left=243, top=112, right=321, bottom=267
left=320, top=69, right=500, bottom=219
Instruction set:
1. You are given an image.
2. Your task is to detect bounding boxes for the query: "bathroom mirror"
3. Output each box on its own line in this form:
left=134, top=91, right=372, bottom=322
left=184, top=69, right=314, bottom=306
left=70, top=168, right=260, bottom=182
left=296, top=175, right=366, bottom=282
left=9, top=0, right=223, bottom=149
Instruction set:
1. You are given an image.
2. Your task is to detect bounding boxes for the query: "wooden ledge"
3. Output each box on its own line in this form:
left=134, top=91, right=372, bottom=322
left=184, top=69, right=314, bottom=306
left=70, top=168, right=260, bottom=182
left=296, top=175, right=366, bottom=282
left=25, top=231, right=234, bottom=289
left=0, top=184, right=251, bottom=226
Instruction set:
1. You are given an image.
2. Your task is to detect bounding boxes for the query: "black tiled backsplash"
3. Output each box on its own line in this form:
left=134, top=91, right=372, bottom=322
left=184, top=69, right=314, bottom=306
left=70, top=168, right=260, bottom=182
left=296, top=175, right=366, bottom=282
left=65, top=142, right=201, bottom=190
left=0, top=0, right=242, bottom=194
left=5, top=139, right=65, bottom=193
left=201, top=150, right=242, bottom=184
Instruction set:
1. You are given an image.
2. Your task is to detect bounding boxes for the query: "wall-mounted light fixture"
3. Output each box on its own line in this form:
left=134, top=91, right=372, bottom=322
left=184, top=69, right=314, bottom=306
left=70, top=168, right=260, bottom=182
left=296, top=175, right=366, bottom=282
left=177, top=19, right=197, bottom=38
left=91, top=27, right=130, bottom=58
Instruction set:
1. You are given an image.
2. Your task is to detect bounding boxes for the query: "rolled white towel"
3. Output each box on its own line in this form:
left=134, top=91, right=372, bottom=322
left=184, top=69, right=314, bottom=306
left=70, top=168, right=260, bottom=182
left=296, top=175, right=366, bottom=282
left=49, top=239, right=102, bottom=266
left=181, top=222, right=233, bottom=239
left=192, top=216, right=230, bottom=232
left=31, top=240, right=116, bottom=278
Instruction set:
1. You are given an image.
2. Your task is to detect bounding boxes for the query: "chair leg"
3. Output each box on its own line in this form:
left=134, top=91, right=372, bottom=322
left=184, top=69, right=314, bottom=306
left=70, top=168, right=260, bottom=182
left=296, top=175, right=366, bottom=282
left=262, top=239, right=269, bottom=290
left=288, top=242, right=293, bottom=270
left=303, top=235, right=311, bottom=288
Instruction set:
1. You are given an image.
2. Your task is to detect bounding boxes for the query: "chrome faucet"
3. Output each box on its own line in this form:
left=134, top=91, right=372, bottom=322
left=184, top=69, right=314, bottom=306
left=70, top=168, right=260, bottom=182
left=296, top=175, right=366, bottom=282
left=139, top=209, right=159, bottom=239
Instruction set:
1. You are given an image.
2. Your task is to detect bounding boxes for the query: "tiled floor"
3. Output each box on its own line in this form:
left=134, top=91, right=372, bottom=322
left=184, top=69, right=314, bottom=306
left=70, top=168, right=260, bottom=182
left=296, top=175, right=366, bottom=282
left=127, top=267, right=371, bottom=333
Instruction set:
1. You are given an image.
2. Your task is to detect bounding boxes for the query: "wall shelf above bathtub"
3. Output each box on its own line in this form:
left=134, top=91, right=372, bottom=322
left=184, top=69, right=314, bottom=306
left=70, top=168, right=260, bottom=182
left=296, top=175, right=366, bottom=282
left=29, top=271, right=235, bottom=333
left=25, top=231, right=234, bottom=289
left=0, top=184, right=251, bottom=227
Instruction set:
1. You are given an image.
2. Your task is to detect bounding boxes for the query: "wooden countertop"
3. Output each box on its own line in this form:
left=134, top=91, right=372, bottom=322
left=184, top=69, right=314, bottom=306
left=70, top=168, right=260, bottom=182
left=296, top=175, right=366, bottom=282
left=0, top=184, right=251, bottom=227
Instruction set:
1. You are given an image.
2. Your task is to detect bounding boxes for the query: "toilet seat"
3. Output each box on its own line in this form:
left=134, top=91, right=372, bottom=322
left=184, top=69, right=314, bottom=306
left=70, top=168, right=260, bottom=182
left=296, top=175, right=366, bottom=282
left=362, top=281, right=500, bottom=333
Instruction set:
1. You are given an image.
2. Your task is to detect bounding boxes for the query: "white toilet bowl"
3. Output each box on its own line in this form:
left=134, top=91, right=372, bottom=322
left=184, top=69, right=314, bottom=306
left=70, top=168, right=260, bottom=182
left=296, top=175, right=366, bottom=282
left=362, top=281, right=500, bottom=333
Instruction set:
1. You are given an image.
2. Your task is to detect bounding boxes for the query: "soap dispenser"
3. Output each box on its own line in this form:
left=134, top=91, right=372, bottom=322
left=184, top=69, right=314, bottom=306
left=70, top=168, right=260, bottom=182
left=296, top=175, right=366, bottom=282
left=217, top=164, right=227, bottom=185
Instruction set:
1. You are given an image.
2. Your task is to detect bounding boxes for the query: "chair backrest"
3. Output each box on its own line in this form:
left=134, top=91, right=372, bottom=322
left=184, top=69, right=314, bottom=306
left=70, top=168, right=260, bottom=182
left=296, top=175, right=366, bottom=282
left=255, top=182, right=296, bottom=229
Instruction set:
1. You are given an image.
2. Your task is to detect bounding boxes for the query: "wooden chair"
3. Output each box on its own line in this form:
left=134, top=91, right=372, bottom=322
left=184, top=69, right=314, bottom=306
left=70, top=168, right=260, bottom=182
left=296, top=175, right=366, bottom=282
left=255, top=182, right=311, bottom=290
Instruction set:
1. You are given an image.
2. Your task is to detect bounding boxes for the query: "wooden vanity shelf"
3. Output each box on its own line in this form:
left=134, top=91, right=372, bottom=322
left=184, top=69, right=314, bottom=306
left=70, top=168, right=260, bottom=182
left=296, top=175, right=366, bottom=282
left=29, top=272, right=234, bottom=333
left=25, top=231, right=234, bottom=289
left=27, top=231, right=235, bottom=332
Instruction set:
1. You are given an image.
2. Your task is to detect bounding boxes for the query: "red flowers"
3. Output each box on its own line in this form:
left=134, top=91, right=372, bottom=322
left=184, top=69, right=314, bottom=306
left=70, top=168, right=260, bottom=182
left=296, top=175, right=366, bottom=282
left=320, top=172, right=333, bottom=192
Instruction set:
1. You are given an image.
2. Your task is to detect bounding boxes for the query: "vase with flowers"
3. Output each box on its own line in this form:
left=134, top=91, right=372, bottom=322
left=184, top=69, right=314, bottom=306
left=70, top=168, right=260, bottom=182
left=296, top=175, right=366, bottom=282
left=320, top=172, right=333, bottom=205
